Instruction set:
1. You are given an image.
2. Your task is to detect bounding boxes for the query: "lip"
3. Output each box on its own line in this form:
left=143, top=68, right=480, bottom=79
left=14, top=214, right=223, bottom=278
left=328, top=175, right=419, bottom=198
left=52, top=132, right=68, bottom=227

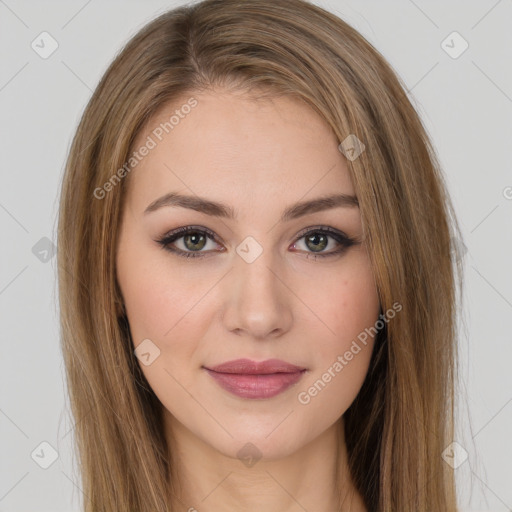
left=203, top=358, right=306, bottom=399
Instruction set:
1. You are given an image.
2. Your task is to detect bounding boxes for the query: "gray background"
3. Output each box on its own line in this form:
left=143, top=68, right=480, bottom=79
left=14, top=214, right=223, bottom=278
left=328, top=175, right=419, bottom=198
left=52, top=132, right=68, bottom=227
left=1, top=0, right=511, bottom=510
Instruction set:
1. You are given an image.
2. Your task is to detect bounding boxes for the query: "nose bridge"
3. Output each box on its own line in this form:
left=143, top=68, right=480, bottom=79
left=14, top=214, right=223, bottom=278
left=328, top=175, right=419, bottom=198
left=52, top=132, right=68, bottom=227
left=221, top=241, right=292, bottom=339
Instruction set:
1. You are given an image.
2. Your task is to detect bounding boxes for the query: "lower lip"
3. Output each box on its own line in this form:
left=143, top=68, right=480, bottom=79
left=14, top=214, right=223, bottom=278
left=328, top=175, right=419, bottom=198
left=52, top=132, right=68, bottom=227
left=204, top=369, right=305, bottom=399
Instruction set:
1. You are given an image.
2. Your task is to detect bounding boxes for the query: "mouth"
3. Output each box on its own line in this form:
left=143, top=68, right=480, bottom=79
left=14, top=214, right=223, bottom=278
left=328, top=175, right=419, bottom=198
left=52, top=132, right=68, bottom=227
left=202, top=358, right=307, bottom=399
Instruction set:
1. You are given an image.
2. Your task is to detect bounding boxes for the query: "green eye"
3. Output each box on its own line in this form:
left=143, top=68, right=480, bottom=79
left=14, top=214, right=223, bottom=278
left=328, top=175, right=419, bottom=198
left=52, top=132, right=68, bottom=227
left=157, top=225, right=356, bottom=260
left=304, top=233, right=329, bottom=252
left=182, top=232, right=208, bottom=251
left=291, top=227, right=356, bottom=259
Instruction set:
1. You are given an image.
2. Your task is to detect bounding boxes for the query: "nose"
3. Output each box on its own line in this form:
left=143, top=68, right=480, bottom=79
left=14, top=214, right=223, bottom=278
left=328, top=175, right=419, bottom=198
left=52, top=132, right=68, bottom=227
left=220, top=248, right=293, bottom=340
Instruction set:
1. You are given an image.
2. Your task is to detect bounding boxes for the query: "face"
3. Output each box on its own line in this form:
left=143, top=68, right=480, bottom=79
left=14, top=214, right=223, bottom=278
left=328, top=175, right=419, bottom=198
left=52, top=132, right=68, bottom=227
left=116, top=88, right=380, bottom=462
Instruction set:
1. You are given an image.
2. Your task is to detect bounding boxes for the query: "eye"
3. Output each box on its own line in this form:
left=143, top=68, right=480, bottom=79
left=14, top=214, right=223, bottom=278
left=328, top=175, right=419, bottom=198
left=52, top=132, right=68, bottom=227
left=156, top=226, right=223, bottom=258
left=290, top=226, right=356, bottom=259
left=156, top=225, right=357, bottom=260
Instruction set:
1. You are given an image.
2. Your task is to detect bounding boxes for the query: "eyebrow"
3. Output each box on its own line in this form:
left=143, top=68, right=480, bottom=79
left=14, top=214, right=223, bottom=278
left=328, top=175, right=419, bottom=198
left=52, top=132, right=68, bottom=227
left=144, top=192, right=359, bottom=221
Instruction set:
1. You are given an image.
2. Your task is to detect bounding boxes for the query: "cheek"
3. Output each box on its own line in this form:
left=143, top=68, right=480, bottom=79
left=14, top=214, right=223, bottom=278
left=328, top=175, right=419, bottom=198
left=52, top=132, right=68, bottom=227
left=329, top=264, right=380, bottom=346
left=296, top=247, right=380, bottom=350
left=118, top=245, right=209, bottom=347
left=117, top=250, right=211, bottom=413
left=294, top=249, right=380, bottom=415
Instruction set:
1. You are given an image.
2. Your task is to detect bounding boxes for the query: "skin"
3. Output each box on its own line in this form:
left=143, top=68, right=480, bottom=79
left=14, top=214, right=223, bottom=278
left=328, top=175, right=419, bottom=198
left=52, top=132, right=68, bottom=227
left=116, top=87, right=380, bottom=512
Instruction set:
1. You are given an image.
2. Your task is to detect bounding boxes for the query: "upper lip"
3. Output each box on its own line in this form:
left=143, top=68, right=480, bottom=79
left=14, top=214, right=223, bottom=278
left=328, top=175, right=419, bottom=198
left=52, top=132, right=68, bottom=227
left=204, top=358, right=305, bottom=375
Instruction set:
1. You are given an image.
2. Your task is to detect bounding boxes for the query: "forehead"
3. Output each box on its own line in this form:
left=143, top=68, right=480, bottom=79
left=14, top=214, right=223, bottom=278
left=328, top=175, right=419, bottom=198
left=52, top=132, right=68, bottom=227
left=126, top=89, right=355, bottom=212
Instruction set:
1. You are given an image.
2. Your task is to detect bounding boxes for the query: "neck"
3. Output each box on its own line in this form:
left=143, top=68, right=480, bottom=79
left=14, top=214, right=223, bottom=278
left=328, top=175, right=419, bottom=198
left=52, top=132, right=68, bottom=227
left=164, top=412, right=367, bottom=512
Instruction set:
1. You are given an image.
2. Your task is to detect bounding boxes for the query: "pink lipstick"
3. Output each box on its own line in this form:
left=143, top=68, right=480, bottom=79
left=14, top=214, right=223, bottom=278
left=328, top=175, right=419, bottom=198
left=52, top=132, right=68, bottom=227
left=203, top=358, right=306, bottom=399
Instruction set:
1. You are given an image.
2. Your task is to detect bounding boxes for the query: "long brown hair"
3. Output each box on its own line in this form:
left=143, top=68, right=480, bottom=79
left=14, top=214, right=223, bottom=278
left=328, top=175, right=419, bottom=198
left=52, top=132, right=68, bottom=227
left=57, top=0, right=462, bottom=509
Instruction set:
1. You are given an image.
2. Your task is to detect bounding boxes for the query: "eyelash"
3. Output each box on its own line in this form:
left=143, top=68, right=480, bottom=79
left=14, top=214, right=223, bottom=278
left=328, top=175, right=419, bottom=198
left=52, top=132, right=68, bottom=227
left=156, top=225, right=356, bottom=260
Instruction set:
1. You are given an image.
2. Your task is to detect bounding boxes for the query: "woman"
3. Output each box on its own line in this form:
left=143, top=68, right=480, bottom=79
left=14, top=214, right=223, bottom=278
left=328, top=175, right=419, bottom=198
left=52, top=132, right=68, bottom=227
left=57, top=0, right=462, bottom=510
